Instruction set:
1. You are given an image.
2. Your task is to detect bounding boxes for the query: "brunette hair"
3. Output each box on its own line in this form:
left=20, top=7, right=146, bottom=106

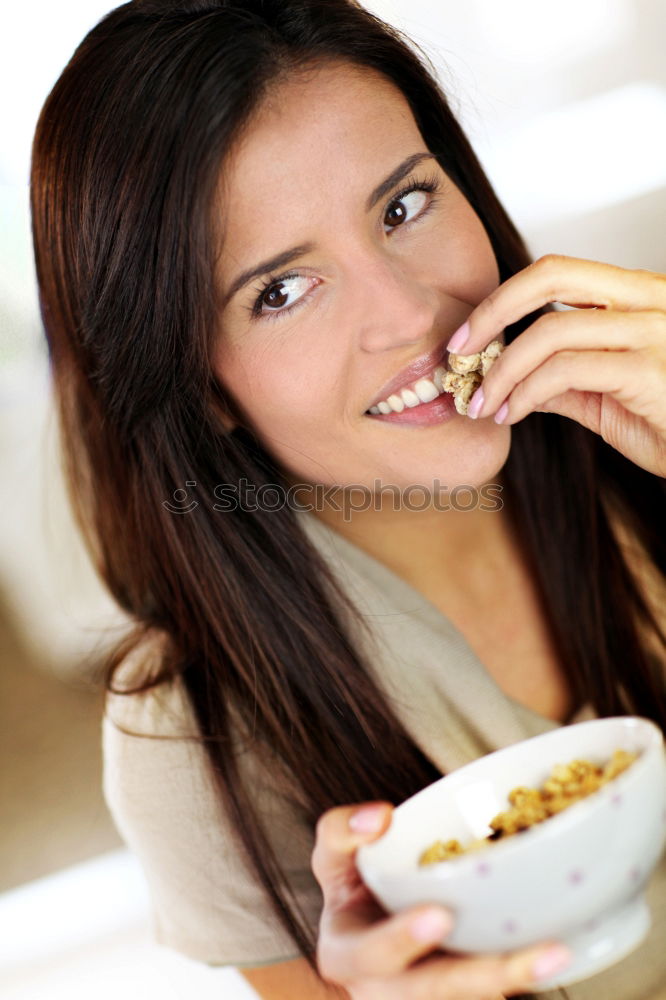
left=30, top=0, right=666, bottom=992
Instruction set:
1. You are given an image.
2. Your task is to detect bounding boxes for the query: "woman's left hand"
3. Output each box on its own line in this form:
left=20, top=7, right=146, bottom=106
left=450, top=254, right=666, bottom=477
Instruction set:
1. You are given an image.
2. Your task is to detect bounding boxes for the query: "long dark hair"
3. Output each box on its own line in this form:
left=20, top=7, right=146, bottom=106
left=30, top=0, right=666, bottom=990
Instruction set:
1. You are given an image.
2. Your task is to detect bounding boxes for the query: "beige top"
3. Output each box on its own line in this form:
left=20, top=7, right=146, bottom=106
left=102, top=509, right=666, bottom=999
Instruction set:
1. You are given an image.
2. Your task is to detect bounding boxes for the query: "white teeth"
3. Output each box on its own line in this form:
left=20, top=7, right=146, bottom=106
left=367, top=361, right=451, bottom=414
left=387, top=393, right=405, bottom=413
left=432, top=366, right=447, bottom=392
left=400, top=388, right=420, bottom=408
left=413, top=377, right=439, bottom=403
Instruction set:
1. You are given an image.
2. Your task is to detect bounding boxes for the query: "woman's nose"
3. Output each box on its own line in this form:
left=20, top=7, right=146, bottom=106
left=354, top=255, right=440, bottom=355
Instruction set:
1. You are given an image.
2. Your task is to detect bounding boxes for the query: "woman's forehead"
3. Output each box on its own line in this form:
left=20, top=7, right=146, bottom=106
left=216, top=63, right=425, bottom=248
left=224, top=63, right=419, bottom=187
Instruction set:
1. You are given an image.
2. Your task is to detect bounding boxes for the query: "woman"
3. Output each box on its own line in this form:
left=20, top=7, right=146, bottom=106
left=30, top=1, right=666, bottom=997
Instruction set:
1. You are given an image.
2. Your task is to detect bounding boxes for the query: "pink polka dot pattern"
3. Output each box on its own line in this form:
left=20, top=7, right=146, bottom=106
left=475, top=861, right=492, bottom=877
left=611, top=792, right=623, bottom=806
left=629, top=866, right=641, bottom=884
left=568, top=869, right=585, bottom=885
left=502, top=918, right=518, bottom=934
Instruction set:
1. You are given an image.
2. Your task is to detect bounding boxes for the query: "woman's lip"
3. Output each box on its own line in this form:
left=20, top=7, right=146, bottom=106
left=365, top=338, right=451, bottom=412
left=365, top=389, right=458, bottom=426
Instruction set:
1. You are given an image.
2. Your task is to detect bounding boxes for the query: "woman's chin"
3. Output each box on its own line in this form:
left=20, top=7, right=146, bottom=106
left=362, top=428, right=511, bottom=496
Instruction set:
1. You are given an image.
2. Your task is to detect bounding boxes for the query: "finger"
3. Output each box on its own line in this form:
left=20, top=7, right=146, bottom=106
left=381, top=941, right=572, bottom=1000
left=320, top=900, right=454, bottom=982
left=467, top=307, right=664, bottom=420
left=446, top=254, right=666, bottom=355
left=311, top=802, right=393, bottom=912
left=488, top=349, right=666, bottom=434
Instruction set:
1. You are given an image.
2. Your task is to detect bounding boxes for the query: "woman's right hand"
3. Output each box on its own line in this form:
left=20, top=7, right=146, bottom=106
left=311, top=802, right=572, bottom=1000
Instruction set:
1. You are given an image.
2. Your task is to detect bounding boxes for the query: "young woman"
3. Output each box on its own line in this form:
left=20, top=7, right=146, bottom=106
left=30, top=1, right=666, bottom=998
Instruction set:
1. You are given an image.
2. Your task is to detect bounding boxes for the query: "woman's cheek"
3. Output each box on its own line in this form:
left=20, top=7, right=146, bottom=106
left=425, top=191, right=500, bottom=305
left=256, top=352, right=329, bottom=430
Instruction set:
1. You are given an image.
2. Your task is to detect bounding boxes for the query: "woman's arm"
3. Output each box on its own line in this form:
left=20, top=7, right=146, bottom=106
left=240, top=957, right=507, bottom=999
left=240, top=956, right=349, bottom=999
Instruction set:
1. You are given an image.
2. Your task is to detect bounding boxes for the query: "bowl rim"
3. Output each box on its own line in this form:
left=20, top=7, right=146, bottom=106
left=357, top=715, right=664, bottom=883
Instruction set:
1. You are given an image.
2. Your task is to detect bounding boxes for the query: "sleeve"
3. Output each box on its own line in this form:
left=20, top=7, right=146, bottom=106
left=101, top=669, right=324, bottom=968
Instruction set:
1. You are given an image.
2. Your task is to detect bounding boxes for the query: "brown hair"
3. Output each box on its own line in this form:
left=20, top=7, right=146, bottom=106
left=30, top=0, right=666, bottom=991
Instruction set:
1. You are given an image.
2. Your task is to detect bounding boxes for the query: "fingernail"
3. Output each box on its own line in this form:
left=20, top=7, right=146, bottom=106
left=467, top=386, right=484, bottom=419
left=349, top=805, right=386, bottom=834
left=409, top=909, right=451, bottom=943
left=447, top=321, right=470, bottom=353
left=531, top=945, right=573, bottom=981
left=494, top=400, right=510, bottom=424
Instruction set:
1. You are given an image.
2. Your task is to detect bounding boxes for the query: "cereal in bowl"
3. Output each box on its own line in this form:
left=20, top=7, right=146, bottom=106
left=419, top=748, right=638, bottom=865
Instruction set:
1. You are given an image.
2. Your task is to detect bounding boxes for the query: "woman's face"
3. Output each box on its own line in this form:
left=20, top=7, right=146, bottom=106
left=212, top=61, right=510, bottom=494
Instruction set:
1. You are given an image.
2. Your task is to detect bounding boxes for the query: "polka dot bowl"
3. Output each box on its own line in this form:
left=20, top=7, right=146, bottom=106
left=356, top=716, right=666, bottom=990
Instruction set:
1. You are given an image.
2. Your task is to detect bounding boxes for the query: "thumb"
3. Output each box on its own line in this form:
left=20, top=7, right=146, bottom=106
left=311, top=802, right=393, bottom=911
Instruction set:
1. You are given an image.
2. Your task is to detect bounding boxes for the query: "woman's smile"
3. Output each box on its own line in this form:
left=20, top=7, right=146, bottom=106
left=366, top=388, right=458, bottom=426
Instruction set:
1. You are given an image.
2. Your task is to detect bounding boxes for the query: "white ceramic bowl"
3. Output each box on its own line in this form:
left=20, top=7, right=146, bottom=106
left=356, top=716, right=666, bottom=990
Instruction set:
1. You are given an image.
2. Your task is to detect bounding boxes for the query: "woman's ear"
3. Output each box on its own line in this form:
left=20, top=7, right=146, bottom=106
left=217, top=409, right=238, bottom=434
left=215, top=406, right=238, bottom=435
left=208, top=380, right=239, bottom=434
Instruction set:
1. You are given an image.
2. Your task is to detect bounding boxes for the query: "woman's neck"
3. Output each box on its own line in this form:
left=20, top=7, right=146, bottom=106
left=309, top=474, right=520, bottom=608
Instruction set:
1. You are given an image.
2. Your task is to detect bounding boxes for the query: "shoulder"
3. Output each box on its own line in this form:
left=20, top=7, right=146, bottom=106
left=101, top=631, right=210, bottom=844
left=102, top=630, right=302, bottom=808
left=104, top=629, right=199, bottom=740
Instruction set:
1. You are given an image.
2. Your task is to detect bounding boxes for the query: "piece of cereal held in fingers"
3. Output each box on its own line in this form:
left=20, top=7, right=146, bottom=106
left=448, top=351, right=482, bottom=375
left=442, top=371, right=467, bottom=393
left=480, top=339, right=504, bottom=376
left=443, top=338, right=504, bottom=413
left=450, top=372, right=482, bottom=415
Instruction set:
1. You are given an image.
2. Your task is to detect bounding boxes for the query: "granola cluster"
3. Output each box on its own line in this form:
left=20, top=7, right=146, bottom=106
left=443, top=339, right=504, bottom=415
left=419, top=749, right=638, bottom=866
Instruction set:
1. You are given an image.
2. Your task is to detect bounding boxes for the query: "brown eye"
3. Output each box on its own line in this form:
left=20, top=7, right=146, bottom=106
left=252, top=273, right=316, bottom=320
left=384, top=188, right=429, bottom=230
left=385, top=200, right=407, bottom=227
left=263, top=282, right=289, bottom=309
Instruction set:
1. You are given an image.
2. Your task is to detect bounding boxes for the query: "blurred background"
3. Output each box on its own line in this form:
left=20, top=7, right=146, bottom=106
left=1, top=0, right=665, bottom=996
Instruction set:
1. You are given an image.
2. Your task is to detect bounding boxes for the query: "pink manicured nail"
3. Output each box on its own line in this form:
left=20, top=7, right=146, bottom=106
left=494, top=400, right=510, bottom=424
left=349, top=805, right=385, bottom=834
left=410, top=909, right=451, bottom=943
left=446, top=321, right=470, bottom=353
left=467, top=387, right=484, bottom=419
left=532, top=945, right=572, bottom=981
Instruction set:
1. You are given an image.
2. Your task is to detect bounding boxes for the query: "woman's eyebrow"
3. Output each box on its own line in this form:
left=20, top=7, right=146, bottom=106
left=223, top=151, right=439, bottom=305
left=365, top=151, right=438, bottom=212
left=223, top=243, right=316, bottom=307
